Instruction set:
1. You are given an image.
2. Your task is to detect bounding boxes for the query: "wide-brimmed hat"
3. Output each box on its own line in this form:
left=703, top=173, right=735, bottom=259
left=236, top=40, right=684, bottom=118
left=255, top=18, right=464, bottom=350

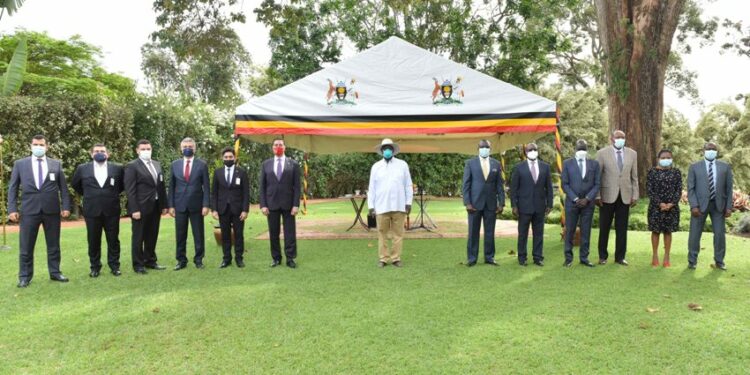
left=375, top=138, right=400, bottom=155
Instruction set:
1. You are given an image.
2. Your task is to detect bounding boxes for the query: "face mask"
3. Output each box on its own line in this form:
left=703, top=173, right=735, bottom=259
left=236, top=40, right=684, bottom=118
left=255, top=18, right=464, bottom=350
left=93, top=153, right=107, bottom=163
left=526, top=150, right=538, bottom=160
left=223, top=160, right=235, bottom=167
left=273, top=146, right=285, bottom=157
left=382, top=149, right=394, bottom=159
left=575, top=150, right=587, bottom=160
left=704, top=150, right=717, bottom=161
left=139, top=150, right=152, bottom=161
left=659, top=159, right=672, bottom=168
left=479, top=147, right=490, bottom=158
left=613, top=139, right=625, bottom=149
left=182, top=148, right=194, bottom=157
left=32, top=146, right=46, bottom=158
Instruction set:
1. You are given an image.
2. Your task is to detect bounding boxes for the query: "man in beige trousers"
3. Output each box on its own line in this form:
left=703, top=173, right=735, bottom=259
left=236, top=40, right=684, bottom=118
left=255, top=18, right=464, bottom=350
left=367, top=139, right=413, bottom=268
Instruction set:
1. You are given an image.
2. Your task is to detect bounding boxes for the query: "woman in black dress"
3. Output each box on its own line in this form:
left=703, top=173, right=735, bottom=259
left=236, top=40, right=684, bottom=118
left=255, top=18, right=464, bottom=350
left=646, top=149, right=682, bottom=268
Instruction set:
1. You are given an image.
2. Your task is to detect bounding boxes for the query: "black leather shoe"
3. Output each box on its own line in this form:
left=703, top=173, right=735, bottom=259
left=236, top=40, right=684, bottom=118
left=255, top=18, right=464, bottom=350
left=146, top=264, right=166, bottom=270
left=89, top=270, right=100, bottom=278
left=195, top=262, right=205, bottom=269
left=598, top=259, right=608, bottom=265
left=134, top=268, right=148, bottom=274
left=270, top=260, right=281, bottom=268
left=236, top=259, right=245, bottom=268
left=580, top=261, right=595, bottom=267
left=392, top=260, right=402, bottom=268
left=615, top=259, right=629, bottom=266
left=50, top=274, right=69, bottom=283
left=563, top=260, right=573, bottom=268
left=378, top=261, right=387, bottom=268
left=17, top=279, right=30, bottom=288
left=534, top=260, right=544, bottom=267
left=711, top=263, right=727, bottom=271
left=286, top=260, right=297, bottom=268
left=174, top=263, right=187, bottom=271
left=220, top=261, right=231, bottom=268
left=485, top=260, right=499, bottom=266
left=111, top=269, right=122, bottom=276
left=687, top=263, right=696, bottom=270
left=519, top=260, right=528, bottom=266
left=466, top=261, right=477, bottom=267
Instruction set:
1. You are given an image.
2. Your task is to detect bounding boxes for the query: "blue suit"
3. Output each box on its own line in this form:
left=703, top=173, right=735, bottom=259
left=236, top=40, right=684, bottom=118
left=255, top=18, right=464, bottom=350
left=462, top=156, right=505, bottom=263
left=561, top=157, right=600, bottom=263
left=168, top=157, right=210, bottom=266
left=510, top=159, right=554, bottom=263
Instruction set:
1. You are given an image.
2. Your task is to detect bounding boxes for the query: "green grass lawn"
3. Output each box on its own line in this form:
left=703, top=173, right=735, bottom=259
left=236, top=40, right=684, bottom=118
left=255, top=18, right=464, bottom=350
left=1, top=200, right=749, bottom=374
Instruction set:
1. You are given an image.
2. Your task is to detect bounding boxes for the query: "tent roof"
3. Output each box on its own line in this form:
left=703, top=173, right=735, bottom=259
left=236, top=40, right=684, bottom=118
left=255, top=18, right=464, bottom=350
left=235, top=36, right=557, bottom=154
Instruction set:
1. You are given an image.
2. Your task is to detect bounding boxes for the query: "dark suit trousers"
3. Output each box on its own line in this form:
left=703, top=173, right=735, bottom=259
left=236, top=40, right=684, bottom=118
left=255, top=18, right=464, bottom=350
left=268, top=209, right=296, bottom=261
left=564, top=203, right=594, bottom=262
left=18, top=213, right=62, bottom=279
left=688, top=201, right=726, bottom=266
left=466, top=208, right=497, bottom=263
left=85, top=214, right=121, bottom=271
left=131, top=201, right=161, bottom=269
left=598, top=194, right=630, bottom=262
left=219, top=211, right=245, bottom=262
left=175, top=210, right=205, bottom=265
left=517, top=211, right=545, bottom=262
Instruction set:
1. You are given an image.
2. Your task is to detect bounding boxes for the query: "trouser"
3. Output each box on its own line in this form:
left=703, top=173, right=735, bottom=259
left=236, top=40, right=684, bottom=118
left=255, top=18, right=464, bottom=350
left=377, top=211, right=405, bottom=263
left=598, top=194, right=630, bottom=262
left=219, top=211, right=245, bottom=262
left=175, top=210, right=206, bottom=265
left=85, top=213, right=121, bottom=271
left=517, top=211, right=545, bottom=263
left=19, top=213, right=62, bottom=280
left=564, top=203, right=594, bottom=262
left=131, top=202, right=161, bottom=270
left=687, top=201, right=726, bottom=266
left=466, top=208, right=497, bottom=263
left=268, top=209, right=296, bottom=261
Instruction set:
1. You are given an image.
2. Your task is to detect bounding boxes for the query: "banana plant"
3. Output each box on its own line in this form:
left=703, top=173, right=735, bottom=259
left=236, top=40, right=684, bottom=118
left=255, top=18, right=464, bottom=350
left=0, top=0, right=26, bottom=17
left=1, top=36, right=27, bottom=96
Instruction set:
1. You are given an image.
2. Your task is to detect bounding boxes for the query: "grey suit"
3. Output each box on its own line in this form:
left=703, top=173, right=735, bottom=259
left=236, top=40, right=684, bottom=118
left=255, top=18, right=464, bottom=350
left=7, top=156, right=72, bottom=280
left=462, top=156, right=505, bottom=264
left=561, top=157, right=600, bottom=263
left=687, top=159, right=733, bottom=266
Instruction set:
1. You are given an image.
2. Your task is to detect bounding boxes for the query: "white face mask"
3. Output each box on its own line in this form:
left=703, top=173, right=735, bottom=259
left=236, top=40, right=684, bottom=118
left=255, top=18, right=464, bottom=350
left=138, top=150, right=152, bottom=161
left=575, top=150, right=587, bottom=160
left=527, top=150, right=538, bottom=160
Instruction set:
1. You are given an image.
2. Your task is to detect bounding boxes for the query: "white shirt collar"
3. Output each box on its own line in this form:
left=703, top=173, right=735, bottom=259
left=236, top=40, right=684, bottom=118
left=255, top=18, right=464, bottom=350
left=94, top=161, right=108, bottom=168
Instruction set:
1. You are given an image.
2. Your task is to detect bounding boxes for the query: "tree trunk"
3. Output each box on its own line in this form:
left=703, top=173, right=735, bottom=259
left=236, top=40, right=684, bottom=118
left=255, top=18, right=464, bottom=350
left=595, top=0, right=686, bottom=196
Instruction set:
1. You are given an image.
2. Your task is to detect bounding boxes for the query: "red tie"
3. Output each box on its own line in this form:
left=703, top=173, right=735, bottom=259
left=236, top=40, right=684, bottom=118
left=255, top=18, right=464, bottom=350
left=184, top=159, right=191, bottom=182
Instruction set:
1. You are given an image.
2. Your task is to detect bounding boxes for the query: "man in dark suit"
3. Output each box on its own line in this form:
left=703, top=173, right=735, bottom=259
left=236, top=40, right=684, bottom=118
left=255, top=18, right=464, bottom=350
left=169, top=137, right=210, bottom=270
left=561, top=140, right=600, bottom=268
left=123, top=139, right=168, bottom=274
left=211, top=147, right=250, bottom=268
left=687, top=142, right=734, bottom=270
left=259, top=138, right=301, bottom=268
left=461, top=139, right=505, bottom=267
left=8, top=134, right=72, bottom=287
left=71, top=143, right=125, bottom=277
left=510, top=143, right=554, bottom=266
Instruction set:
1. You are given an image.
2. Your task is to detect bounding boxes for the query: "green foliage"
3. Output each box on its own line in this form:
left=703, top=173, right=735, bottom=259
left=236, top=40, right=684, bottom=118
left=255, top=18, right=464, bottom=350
left=0, top=35, right=25, bottom=96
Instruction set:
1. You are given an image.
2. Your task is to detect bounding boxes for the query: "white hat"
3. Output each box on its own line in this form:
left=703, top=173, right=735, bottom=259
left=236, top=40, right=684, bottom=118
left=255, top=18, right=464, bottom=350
left=375, top=138, right=400, bottom=155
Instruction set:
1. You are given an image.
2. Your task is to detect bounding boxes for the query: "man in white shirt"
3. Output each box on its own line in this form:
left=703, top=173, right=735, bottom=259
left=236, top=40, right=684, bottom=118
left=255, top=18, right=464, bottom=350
left=367, top=139, right=413, bottom=268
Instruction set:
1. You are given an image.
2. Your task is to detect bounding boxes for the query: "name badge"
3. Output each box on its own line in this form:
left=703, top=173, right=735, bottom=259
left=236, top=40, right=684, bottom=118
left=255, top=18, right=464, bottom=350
left=159, top=174, right=163, bottom=182
left=49, top=173, right=56, bottom=181
left=110, top=178, right=115, bottom=186
left=235, top=177, right=241, bottom=185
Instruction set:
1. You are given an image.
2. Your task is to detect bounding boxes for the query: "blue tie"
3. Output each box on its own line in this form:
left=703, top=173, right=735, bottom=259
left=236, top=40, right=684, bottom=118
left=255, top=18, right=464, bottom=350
left=708, top=162, right=716, bottom=200
left=37, top=158, right=44, bottom=189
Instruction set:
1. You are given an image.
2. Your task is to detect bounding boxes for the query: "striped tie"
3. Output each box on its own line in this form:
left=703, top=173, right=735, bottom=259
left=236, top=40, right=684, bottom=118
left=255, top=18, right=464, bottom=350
left=708, top=162, right=716, bottom=200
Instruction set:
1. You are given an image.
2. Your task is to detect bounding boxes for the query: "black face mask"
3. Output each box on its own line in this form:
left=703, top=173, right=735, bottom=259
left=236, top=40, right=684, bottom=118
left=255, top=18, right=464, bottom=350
left=224, top=160, right=235, bottom=167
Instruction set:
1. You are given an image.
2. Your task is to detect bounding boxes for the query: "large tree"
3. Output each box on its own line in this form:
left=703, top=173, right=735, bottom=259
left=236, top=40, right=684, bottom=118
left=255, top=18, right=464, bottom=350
left=595, top=0, right=688, bottom=195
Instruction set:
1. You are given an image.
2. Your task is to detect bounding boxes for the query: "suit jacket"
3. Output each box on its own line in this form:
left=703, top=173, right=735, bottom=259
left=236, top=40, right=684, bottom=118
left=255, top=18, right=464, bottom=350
left=687, top=160, right=733, bottom=213
left=561, top=158, right=600, bottom=207
left=461, top=156, right=505, bottom=211
left=510, top=159, right=554, bottom=215
left=71, top=161, right=124, bottom=217
left=211, top=166, right=250, bottom=216
left=123, top=158, right=167, bottom=215
left=596, top=145, right=639, bottom=203
left=259, top=157, right=301, bottom=211
left=168, top=158, right=210, bottom=213
left=8, top=156, right=72, bottom=215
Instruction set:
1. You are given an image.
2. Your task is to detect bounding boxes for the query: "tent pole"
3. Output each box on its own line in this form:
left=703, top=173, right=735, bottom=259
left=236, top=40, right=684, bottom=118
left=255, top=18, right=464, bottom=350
left=302, top=153, right=309, bottom=215
left=554, top=107, right=566, bottom=240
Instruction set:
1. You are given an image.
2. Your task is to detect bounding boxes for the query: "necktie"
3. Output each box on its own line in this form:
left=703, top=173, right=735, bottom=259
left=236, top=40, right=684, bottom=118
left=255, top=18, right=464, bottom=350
left=37, top=158, right=44, bottom=189
left=226, top=168, right=231, bottom=185
left=578, top=159, right=584, bottom=178
left=146, top=161, right=158, bottom=183
left=184, top=159, right=191, bottom=182
left=531, top=161, right=538, bottom=183
left=616, top=150, right=623, bottom=172
left=481, top=158, right=489, bottom=180
left=708, top=162, right=716, bottom=200
left=276, top=158, right=282, bottom=180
